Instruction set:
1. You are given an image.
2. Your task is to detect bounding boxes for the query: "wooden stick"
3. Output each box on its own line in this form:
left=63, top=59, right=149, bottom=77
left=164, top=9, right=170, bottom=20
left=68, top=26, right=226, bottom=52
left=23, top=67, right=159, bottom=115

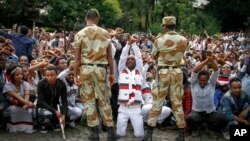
left=57, top=104, right=66, bottom=139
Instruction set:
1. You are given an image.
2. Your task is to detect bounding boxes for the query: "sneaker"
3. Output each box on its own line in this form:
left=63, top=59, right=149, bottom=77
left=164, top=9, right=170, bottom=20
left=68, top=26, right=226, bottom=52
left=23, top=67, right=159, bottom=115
left=53, top=124, right=61, bottom=132
left=40, top=126, right=48, bottom=133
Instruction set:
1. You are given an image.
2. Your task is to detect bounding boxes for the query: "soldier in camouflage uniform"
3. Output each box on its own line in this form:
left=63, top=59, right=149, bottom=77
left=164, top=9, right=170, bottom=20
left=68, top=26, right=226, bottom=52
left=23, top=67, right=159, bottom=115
left=73, top=9, right=116, bottom=141
left=143, top=16, right=187, bottom=141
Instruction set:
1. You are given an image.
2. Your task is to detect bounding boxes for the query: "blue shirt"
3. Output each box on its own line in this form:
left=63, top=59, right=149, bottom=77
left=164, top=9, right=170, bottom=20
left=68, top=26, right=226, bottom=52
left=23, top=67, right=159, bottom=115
left=238, top=65, right=250, bottom=97
left=218, top=91, right=250, bottom=121
left=214, top=88, right=224, bottom=110
left=0, top=32, right=33, bottom=61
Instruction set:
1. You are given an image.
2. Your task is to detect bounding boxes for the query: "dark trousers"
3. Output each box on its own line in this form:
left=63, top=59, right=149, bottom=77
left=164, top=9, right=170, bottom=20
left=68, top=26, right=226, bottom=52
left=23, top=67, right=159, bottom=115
left=110, top=83, right=119, bottom=121
left=186, top=111, right=228, bottom=132
left=0, top=109, right=5, bottom=129
left=38, top=109, right=59, bottom=128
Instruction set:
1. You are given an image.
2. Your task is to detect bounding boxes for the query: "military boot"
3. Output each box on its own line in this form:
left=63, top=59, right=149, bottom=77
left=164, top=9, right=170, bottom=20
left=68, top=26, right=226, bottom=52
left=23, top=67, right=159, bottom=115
left=107, top=126, right=117, bottom=141
left=175, top=128, right=185, bottom=141
left=142, top=126, right=154, bottom=141
left=88, top=126, right=99, bottom=141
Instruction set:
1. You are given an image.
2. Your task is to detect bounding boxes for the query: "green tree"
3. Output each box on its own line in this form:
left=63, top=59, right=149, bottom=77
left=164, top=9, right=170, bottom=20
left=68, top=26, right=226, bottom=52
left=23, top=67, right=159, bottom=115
left=149, top=0, right=220, bottom=35
left=40, top=0, right=123, bottom=30
left=206, top=0, right=250, bottom=31
left=0, top=0, right=123, bottom=30
left=0, top=0, right=48, bottom=28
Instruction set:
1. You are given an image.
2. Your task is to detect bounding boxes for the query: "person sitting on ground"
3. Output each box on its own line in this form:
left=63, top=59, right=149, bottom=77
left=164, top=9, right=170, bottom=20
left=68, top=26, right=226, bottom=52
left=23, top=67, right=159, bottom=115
left=218, top=77, right=250, bottom=140
left=186, top=53, right=228, bottom=137
left=221, top=63, right=236, bottom=79
left=55, top=57, right=67, bottom=74
left=214, top=75, right=230, bottom=110
left=37, top=65, right=67, bottom=133
left=19, top=55, right=29, bottom=66
left=3, top=65, right=36, bottom=133
left=57, top=62, right=83, bottom=127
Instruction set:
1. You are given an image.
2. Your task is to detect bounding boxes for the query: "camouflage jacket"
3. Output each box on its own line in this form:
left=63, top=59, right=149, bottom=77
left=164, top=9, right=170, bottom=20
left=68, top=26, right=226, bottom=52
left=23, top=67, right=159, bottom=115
left=152, top=31, right=188, bottom=66
left=74, top=24, right=111, bottom=64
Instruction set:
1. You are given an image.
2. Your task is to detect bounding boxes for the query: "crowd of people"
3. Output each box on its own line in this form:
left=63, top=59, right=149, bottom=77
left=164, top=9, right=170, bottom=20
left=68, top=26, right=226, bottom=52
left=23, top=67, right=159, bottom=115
left=0, top=8, right=250, bottom=141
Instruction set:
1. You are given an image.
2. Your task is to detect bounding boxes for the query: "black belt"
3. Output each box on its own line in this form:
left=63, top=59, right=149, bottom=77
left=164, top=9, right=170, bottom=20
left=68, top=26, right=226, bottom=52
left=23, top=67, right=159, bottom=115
left=158, top=66, right=179, bottom=70
left=81, top=63, right=107, bottom=68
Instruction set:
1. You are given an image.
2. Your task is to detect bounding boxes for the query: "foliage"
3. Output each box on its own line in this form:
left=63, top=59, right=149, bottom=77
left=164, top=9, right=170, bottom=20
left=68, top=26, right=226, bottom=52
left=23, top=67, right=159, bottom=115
left=148, top=22, right=162, bottom=35
left=152, top=0, right=220, bottom=36
left=195, top=10, right=220, bottom=35
left=244, top=17, right=250, bottom=31
left=40, top=0, right=123, bottom=30
left=0, top=0, right=249, bottom=33
left=0, top=0, right=123, bottom=31
left=206, top=0, right=250, bottom=31
left=99, top=0, right=123, bottom=28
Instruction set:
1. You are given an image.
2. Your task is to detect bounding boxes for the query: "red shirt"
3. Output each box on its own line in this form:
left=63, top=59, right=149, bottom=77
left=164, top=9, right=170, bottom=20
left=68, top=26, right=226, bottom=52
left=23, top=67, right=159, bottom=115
left=183, top=87, right=192, bottom=118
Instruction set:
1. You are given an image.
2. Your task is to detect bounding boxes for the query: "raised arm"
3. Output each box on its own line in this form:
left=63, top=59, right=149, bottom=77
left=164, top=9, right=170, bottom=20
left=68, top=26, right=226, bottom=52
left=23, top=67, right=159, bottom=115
left=131, top=43, right=143, bottom=73
left=192, top=59, right=210, bottom=73
left=57, top=68, right=70, bottom=81
left=118, top=44, right=130, bottom=73
left=28, top=60, right=48, bottom=78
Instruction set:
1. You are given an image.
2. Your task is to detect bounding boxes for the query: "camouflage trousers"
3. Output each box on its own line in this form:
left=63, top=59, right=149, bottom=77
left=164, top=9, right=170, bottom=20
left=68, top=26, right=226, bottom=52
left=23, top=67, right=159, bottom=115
left=79, top=65, right=114, bottom=127
left=147, top=68, right=186, bottom=128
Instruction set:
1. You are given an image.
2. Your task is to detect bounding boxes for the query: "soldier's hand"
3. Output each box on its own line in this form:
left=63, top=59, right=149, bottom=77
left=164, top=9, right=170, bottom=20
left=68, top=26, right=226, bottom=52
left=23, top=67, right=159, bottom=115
left=74, top=76, right=82, bottom=87
left=109, top=74, right=115, bottom=86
